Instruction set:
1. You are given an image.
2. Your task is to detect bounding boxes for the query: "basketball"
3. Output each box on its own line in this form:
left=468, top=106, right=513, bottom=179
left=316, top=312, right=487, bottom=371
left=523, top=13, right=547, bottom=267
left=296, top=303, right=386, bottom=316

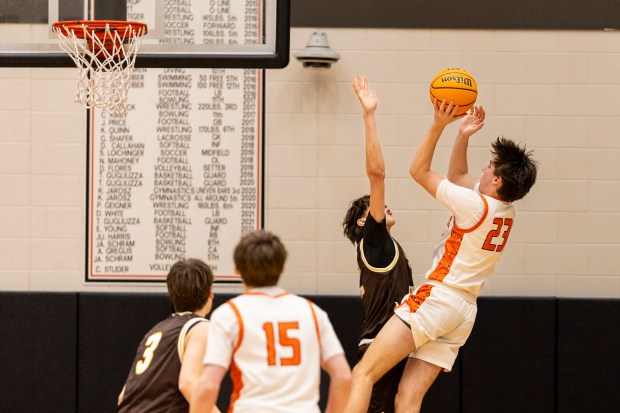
left=429, top=68, right=478, bottom=115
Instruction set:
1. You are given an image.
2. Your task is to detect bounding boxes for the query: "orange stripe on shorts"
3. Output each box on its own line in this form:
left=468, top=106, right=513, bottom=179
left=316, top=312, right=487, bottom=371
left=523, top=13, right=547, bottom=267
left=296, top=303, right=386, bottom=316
left=402, top=284, right=434, bottom=313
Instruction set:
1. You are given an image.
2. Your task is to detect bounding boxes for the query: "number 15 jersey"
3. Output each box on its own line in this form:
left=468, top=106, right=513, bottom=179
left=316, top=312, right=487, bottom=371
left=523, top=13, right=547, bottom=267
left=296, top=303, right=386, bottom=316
left=429, top=179, right=515, bottom=297
left=203, top=287, right=345, bottom=413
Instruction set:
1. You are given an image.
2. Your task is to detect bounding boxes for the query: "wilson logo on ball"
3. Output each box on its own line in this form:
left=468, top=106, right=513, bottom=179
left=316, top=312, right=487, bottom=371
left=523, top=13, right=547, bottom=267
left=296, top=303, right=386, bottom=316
left=440, top=76, right=473, bottom=87
left=430, top=68, right=478, bottom=116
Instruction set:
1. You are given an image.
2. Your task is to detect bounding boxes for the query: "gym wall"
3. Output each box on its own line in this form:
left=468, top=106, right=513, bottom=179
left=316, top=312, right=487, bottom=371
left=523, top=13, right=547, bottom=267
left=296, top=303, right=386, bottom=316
left=0, top=25, right=618, bottom=297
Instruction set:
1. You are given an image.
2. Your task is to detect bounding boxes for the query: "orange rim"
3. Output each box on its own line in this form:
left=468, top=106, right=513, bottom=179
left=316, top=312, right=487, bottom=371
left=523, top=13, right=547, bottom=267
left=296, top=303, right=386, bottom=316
left=52, top=20, right=148, bottom=40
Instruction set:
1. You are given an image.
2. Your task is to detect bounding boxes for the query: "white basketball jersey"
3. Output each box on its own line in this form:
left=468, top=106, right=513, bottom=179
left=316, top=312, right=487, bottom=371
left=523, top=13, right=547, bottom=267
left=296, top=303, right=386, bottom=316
left=429, top=180, right=515, bottom=297
left=204, top=287, right=344, bottom=413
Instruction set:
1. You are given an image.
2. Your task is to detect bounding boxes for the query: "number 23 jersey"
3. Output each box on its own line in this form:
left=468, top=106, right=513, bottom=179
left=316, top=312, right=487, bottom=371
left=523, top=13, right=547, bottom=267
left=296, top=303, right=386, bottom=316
left=204, top=287, right=345, bottom=413
left=429, top=179, right=515, bottom=297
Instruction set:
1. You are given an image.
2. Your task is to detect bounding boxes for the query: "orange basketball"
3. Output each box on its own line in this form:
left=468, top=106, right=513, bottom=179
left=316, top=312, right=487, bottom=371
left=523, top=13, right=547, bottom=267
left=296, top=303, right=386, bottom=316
left=429, top=68, right=478, bottom=115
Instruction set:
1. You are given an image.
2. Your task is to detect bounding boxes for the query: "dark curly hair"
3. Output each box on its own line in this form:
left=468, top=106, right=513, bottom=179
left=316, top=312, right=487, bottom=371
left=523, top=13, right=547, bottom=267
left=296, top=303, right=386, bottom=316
left=342, top=195, right=370, bottom=245
left=491, top=137, right=538, bottom=202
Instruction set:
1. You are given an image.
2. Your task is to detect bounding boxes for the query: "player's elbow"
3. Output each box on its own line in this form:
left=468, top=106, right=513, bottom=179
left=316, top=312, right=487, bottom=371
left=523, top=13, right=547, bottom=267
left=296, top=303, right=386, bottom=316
left=410, top=165, right=425, bottom=183
left=200, top=378, right=221, bottom=395
left=329, top=368, right=352, bottom=404
left=331, top=366, right=353, bottom=385
left=367, top=165, right=385, bottom=181
left=178, top=378, right=194, bottom=402
left=190, top=379, right=220, bottom=408
left=446, top=172, right=458, bottom=184
left=325, top=355, right=353, bottom=386
left=340, top=373, right=353, bottom=393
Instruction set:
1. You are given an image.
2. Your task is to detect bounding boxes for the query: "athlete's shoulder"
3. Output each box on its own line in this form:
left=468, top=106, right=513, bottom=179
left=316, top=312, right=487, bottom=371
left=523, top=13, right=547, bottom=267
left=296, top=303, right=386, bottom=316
left=182, top=315, right=209, bottom=330
left=442, top=179, right=481, bottom=199
left=301, top=296, right=330, bottom=318
left=210, top=299, right=238, bottom=320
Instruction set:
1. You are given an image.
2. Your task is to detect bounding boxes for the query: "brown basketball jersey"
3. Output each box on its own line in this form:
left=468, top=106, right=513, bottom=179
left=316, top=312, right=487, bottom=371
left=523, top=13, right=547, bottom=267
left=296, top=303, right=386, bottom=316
left=357, top=239, right=413, bottom=343
left=117, top=312, right=206, bottom=413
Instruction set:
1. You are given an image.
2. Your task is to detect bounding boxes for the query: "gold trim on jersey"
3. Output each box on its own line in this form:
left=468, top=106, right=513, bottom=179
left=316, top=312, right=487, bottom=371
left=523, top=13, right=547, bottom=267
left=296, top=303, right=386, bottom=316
left=177, top=317, right=208, bottom=361
left=359, top=238, right=400, bottom=273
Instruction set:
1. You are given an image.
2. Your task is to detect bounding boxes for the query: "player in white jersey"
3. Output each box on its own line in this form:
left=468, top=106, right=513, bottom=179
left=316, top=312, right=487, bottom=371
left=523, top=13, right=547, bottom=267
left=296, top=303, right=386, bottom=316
left=343, top=99, right=538, bottom=413
left=191, top=230, right=352, bottom=413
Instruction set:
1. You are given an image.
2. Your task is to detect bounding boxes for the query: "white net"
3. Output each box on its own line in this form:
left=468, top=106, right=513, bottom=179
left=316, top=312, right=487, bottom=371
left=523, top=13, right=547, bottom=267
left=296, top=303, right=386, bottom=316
left=52, top=22, right=147, bottom=116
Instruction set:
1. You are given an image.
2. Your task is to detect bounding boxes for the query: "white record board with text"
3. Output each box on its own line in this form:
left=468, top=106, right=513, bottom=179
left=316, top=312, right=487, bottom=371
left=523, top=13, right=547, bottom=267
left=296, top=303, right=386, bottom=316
left=86, top=0, right=264, bottom=282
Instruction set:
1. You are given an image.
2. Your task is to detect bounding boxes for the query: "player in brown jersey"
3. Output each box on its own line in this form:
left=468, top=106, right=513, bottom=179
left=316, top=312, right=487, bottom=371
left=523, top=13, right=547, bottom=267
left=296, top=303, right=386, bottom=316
left=342, top=76, right=414, bottom=413
left=117, top=258, right=220, bottom=413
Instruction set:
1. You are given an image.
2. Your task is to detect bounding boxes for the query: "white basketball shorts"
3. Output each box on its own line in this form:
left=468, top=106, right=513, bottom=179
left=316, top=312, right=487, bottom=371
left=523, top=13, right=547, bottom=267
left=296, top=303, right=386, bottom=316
left=393, top=281, right=477, bottom=372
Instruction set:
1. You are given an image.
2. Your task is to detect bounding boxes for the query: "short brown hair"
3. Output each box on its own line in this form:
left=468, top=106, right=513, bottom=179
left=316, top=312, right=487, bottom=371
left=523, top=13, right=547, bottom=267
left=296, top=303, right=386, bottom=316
left=234, top=230, right=287, bottom=287
left=166, top=258, right=214, bottom=312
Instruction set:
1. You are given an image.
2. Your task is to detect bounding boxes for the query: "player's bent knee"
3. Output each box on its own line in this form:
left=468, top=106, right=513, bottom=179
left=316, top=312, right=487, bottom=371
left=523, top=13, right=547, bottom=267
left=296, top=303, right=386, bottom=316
left=351, top=362, right=383, bottom=384
left=351, top=363, right=368, bottom=379
left=351, top=363, right=372, bottom=382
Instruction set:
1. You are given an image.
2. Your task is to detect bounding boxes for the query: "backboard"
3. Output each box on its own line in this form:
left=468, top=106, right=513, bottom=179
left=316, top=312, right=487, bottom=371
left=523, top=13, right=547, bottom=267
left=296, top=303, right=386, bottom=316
left=0, top=0, right=289, bottom=68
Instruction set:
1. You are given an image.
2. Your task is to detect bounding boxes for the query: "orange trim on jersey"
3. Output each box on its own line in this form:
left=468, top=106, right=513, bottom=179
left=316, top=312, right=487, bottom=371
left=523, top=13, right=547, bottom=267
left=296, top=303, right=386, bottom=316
left=227, top=302, right=245, bottom=413
left=306, top=299, right=322, bottom=345
left=428, top=229, right=464, bottom=282
left=244, top=291, right=290, bottom=298
left=227, top=301, right=244, bottom=352
left=394, top=284, right=433, bottom=313
left=453, top=194, right=489, bottom=233
left=228, top=360, right=243, bottom=413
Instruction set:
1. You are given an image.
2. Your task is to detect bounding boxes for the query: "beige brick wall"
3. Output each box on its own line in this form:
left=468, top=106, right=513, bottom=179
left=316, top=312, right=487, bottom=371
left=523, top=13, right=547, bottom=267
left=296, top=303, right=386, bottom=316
left=0, top=27, right=618, bottom=297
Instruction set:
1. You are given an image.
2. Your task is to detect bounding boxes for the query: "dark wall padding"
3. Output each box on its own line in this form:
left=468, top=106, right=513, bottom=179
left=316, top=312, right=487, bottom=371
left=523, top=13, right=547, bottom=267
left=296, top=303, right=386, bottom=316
left=423, top=357, right=461, bottom=412
left=77, top=293, right=172, bottom=413
left=291, top=0, right=620, bottom=30
left=460, top=297, right=557, bottom=413
left=557, top=299, right=620, bottom=412
left=3, top=0, right=620, bottom=29
left=0, top=292, right=618, bottom=413
left=0, top=292, right=77, bottom=413
left=307, top=295, right=363, bottom=410
left=308, top=295, right=364, bottom=366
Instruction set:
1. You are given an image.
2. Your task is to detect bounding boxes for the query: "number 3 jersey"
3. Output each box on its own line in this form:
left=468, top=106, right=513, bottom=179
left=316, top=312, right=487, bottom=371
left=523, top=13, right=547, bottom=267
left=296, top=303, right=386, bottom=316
left=429, top=179, right=515, bottom=297
left=117, top=312, right=207, bottom=413
left=204, top=287, right=345, bottom=413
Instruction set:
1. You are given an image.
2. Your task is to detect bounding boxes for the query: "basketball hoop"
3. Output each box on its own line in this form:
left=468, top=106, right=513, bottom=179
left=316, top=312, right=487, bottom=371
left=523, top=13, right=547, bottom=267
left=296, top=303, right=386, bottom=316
left=52, top=20, right=148, bottom=116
